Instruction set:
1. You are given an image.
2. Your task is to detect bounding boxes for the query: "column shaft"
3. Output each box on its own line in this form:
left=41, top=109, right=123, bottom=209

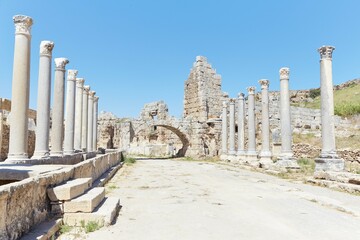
left=246, top=87, right=257, bottom=161
left=221, top=101, right=228, bottom=156
left=87, top=91, right=95, bottom=152
left=93, top=96, right=99, bottom=151
left=32, top=41, right=54, bottom=158
left=81, top=86, right=90, bottom=151
left=237, top=93, right=245, bottom=156
left=229, top=99, right=236, bottom=155
left=259, top=80, right=272, bottom=166
left=63, top=70, right=78, bottom=155
left=74, top=78, right=84, bottom=151
left=7, top=15, right=33, bottom=161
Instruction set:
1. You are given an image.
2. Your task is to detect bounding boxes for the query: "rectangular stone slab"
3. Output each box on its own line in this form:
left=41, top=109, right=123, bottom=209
left=63, top=197, right=120, bottom=226
left=64, top=187, right=105, bottom=213
left=47, top=178, right=92, bottom=201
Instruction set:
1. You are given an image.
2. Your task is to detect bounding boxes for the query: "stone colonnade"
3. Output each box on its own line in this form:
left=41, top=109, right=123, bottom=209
left=221, top=45, right=342, bottom=172
left=5, top=15, right=100, bottom=162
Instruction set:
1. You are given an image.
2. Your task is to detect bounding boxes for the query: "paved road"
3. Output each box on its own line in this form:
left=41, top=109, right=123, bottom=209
left=86, top=159, right=360, bottom=240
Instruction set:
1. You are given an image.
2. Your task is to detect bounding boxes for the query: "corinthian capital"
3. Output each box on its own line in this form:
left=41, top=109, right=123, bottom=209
left=89, top=90, right=96, bottom=98
left=13, top=15, right=33, bottom=36
left=222, top=101, right=228, bottom=108
left=94, top=96, right=99, bottom=102
left=54, top=58, right=69, bottom=70
left=67, top=69, right=78, bottom=81
left=76, top=78, right=85, bottom=88
left=318, top=46, right=335, bottom=60
left=39, top=41, right=54, bottom=56
left=238, top=92, right=245, bottom=100
left=279, top=67, right=290, bottom=80
left=258, top=79, right=269, bottom=90
left=247, top=86, right=256, bottom=95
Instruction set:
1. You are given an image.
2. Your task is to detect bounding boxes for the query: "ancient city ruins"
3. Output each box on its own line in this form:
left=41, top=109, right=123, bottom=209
left=0, top=14, right=359, bottom=239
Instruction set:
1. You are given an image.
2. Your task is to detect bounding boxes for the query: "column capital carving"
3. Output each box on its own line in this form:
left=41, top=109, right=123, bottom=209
left=229, top=98, right=235, bottom=104
left=238, top=92, right=245, bottom=100
left=83, top=85, right=90, bottom=94
left=54, top=58, right=69, bottom=70
left=247, top=86, right=256, bottom=95
left=279, top=67, right=290, bottom=80
left=39, top=41, right=54, bottom=57
left=67, top=70, right=78, bottom=81
left=13, top=15, right=33, bottom=36
left=318, top=45, right=335, bottom=60
left=89, top=90, right=96, bottom=98
left=222, top=101, right=228, bottom=108
left=94, top=96, right=99, bottom=102
left=76, top=78, right=85, bottom=88
left=258, top=79, right=269, bottom=89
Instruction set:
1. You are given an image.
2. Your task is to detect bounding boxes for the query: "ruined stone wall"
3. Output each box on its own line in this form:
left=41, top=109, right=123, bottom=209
left=183, top=56, right=224, bottom=121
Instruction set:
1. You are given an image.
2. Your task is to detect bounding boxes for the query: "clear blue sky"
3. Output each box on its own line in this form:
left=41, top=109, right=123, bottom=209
left=0, top=0, right=359, bottom=118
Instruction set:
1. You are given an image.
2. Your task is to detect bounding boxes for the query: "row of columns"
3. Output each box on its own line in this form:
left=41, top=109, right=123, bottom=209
left=221, top=45, right=344, bottom=172
left=6, top=15, right=100, bottom=161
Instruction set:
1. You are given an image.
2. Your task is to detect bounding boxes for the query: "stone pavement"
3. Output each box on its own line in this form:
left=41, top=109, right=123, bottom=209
left=84, top=159, right=360, bottom=240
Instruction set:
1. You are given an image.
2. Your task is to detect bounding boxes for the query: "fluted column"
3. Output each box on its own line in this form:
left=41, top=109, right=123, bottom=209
left=50, top=58, right=69, bottom=156
left=63, top=69, right=78, bottom=155
left=315, top=46, right=344, bottom=171
left=228, top=99, right=236, bottom=156
left=237, top=93, right=246, bottom=158
left=74, top=78, right=84, bottom=151
left=32, top=41, right=54, bottom=159
left=93, top=96, right=99, bottom=151
left=221, top=101, right=228, bottom=159
left=81, top=86, right=90, bottom=151
left=87, top=91, right=95, bottom=152
left=258, top=79, right=272, bottom=167
left=7, top=15, right=33, bottom=161
left=277, top=67, right=299, bottom=169
left=246, top=86, right=258, bottom=162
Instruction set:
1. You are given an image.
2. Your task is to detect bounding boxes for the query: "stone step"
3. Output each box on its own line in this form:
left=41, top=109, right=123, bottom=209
left=64, top=187, right=105, bottom=213
left=47, top=178, right=92, bottom=201
left=63, top=197, right=120, bottom=227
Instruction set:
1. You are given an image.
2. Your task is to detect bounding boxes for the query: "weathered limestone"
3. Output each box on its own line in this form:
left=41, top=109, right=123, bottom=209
left=220, top=101, right=228, bottom=160
left=258, top=79, right=272, bottom=167
left=315, top=46, right=344, bottom=171
left=277, top=67, right=299, bottom=169
left=237, top=93, right=246, bottom=159
left=32, top=41, right=54, bottom=159
left=7, top=15, right=33, bottom=161
left=47, top=178, right=92, bottom=201
left=87, top=91, right=96, bottom=152
left=93, top=96, right=99, bottom=151
left=74, top=78, right=85, bottom=151
left=81, top=86, right=90, bottom=151
left=63, top=187, right=105, bottom=213
left=246, top=86, right=258, bottom=163
left=228, top=99, right=236, bottom=157
left=50, top=58, right=69, bottom=156
left=63, top=70, right=78, bottom=155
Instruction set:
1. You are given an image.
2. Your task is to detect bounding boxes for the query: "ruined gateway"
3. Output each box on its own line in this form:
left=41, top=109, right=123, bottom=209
left=98, top=56, right=359, bottom=160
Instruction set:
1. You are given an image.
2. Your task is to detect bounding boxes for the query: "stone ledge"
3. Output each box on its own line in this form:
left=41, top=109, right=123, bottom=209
left=20, top=218, right=62, bottom=240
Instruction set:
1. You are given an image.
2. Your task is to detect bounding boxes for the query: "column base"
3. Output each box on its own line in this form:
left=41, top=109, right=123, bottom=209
left=31, top=151, right=50, bottom=159
left=6, top=153, right=29, bottom=161
left=259, top=152, right=273, bottom=169
left=50, top=151, right=63, bottom=157
left=63, top=150, right=75, bottom=156
left=220, top=154, right=228, bottom=161
left=315, top=152, right=344, bottom=172
left=246, top=151, right=258, bottom=167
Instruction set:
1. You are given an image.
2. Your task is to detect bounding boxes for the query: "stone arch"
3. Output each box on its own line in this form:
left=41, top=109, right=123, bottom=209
left=152, top=124, right=190, bottom=157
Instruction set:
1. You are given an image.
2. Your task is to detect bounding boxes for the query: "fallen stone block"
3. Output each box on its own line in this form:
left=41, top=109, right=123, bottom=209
left=47, top=178, right=92, bottom=201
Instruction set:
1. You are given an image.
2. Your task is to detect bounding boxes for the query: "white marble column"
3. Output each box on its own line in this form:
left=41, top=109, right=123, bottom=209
left=50, top=58, right=69, bottom=156
left=315, top=46, right=344, bottom=171
left=220, top=101, right=228, bottom=159
left=258, top=79, right=272, bottom=167
left=246, top=86, right=258, bottom=163
left=32, top=41, right=54, bottom=159
left=277, top=67, right=299, bottom=169
left=81, top=86, right=90, bottom=151
left=93, top=96, right=99, bottom=151
left=7, top=15, right=33, bottom=161
left=74, top=78, right=84, bottom=151
left=237, top=93, right=246, bottom=158
left=87, top=91, right=95, bottom=152
left=63, top=69, right=78, bottom=155
left=228, top=99, right=236, bottom=156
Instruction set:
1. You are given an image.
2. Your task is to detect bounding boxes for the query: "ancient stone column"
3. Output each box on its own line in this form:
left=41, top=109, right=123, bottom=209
left=7, top=15, right=33, bottom=161
left=221, top=101, right=228, bottom=159
left=258, top=79, right=272, bottom=167
left=237, top=93, right=246, bottom=158
left=32, top=41, right=54, bottom=159
left=87, top=91, right=96, bottom=152
left=228, top=99, right=236, bottom=156
left=50, top=58, right=69, bottom=156
left=315, top=46, right=344, bottom=171
left=246, top=86, right=258, bottom=163
left=81, top=86, right=90, bottom=151
left=63, top=69, right=78, bottom=155
left=93, top=96, right=99, bottom=151
left=74, top=78, right=84, bottom=151
left=277, top=67, right=299, bottom=169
